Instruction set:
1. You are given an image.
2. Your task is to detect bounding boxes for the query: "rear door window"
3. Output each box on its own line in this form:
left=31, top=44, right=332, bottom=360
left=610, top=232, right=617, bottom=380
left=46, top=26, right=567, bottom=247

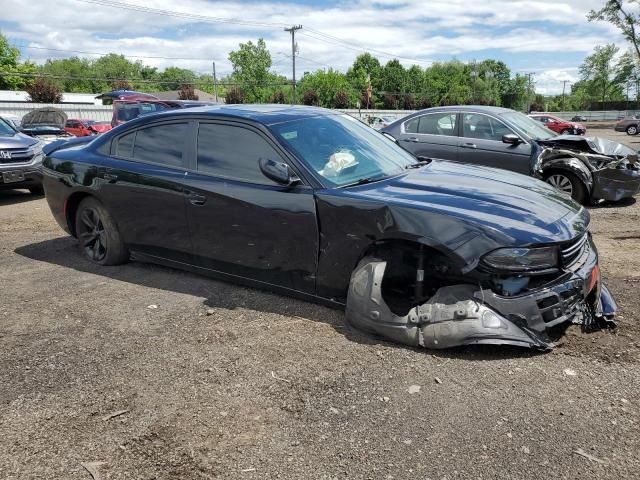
left=114, top=122, right=188, bottom=168
left=132, top=123, right=188, bottom=167
left=404, top=113, right=458, bottom=136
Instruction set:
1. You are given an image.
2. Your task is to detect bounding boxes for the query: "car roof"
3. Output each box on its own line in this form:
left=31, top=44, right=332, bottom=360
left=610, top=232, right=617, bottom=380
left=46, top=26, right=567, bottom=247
left=122, top=104, right=342, bottom=127
left=414, top=105, right=515, bottom=115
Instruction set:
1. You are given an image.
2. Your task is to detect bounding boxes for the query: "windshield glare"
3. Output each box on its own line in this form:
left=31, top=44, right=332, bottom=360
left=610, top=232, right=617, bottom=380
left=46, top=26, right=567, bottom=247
left=270, top=114, right=417, bottom=186
left=500, top=111, right=556, bottom=140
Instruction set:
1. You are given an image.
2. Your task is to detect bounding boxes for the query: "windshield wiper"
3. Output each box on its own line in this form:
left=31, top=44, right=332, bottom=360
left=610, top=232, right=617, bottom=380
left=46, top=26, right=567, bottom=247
left=405, top=156, right=432, bottom=169
left=340, top=172, right=397, bottom=188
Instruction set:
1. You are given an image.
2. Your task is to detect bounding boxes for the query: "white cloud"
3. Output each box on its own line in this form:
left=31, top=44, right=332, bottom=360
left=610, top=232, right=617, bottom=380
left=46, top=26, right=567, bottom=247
left=1, top=0, right=628, bottom=93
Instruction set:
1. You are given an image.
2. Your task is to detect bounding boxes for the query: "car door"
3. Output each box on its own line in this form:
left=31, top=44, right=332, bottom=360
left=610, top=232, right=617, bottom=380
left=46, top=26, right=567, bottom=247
left=65, top=120, right=81, bottom=136
left=182, top=120, right=319, bottom=294
left=98, top=120, right=194, bottom=263
left=458, top=112, right=531, bottom=174
left=395, top=112, right=459, bottom=160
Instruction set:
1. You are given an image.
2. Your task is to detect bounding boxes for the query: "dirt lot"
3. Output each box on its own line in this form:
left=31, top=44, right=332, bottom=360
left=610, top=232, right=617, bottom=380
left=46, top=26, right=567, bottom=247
left=1, top=129, right=640, bottom=480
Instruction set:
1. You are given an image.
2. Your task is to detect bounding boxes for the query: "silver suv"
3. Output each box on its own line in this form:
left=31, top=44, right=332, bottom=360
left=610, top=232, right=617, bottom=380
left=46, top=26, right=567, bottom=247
left=0, top=117, right=45, bottom=195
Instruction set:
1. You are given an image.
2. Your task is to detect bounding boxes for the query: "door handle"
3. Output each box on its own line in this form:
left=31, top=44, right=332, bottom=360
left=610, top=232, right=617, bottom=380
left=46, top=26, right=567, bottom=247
left=103, top=173, right=118, bottom=183
left=460, top=142, right=477, bottom=149
left=187, top=192, right=207, bottom=206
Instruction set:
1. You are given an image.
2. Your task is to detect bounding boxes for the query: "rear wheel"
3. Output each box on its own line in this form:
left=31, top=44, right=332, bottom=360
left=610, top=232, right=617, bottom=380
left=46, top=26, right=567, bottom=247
left=626, top=125, right=638, bottom=135
left=75, top=197, right=129, bottom=265
left=544, top=171, right=586, bottom=204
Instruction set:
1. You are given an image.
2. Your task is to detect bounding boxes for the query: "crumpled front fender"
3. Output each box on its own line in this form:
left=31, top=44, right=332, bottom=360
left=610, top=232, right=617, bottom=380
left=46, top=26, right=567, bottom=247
left=345, top=256, right=617, bottom=351
left=345, top=258, right=552, bottom=350
left=532, top=146, right=594, bottom=193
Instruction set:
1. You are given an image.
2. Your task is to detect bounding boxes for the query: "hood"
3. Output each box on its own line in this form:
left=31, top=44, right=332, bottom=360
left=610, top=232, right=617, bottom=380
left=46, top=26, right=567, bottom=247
left=0, top=131, right=38, bottom=149
left=338, top=160, right=588, bottom=247
left=21, top=107, right=67, bottom=130
left=538, top=135, right=636, bottom=159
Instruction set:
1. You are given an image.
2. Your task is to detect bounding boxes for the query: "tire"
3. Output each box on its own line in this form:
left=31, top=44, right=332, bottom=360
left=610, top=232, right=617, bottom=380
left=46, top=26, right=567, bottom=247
left=75, top=197, right=129, bottom=265
left=544, top=170, right=587, bottom=204
left=626, top=125, right=638, bottom=135
left=28, top=185, right=44, bottom=195
left=560, top=129, right=571, bottom=135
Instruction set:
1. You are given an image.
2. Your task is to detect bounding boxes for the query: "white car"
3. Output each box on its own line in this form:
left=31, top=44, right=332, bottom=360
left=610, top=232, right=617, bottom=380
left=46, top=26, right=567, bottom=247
left=369, top=115, right=395, bottom=130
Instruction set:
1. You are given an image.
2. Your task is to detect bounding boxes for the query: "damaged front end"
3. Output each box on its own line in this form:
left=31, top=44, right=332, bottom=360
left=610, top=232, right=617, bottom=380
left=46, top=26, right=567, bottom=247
left=533, top=136, right=640, bottom=202
left=346, top=235, right=616, bottom=351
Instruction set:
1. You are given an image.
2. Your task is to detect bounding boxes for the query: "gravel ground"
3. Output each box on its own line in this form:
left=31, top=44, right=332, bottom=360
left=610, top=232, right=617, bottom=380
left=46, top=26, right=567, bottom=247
left=1, top=129, right=640, bottom=479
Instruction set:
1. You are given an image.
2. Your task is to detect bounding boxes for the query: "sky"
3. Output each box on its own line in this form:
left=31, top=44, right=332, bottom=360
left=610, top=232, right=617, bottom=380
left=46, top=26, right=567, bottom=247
left=0, top=0, right=631, bottom=94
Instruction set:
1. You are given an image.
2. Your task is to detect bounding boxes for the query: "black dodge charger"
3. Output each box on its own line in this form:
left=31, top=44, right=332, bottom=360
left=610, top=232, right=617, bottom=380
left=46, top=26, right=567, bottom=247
left=41, top=105, right=616, bottom=350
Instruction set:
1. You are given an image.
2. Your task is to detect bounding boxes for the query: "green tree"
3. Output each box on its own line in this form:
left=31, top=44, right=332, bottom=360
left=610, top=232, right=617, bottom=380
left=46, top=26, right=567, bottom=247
left=159, top=67, right=196, bottom=91
left=422, top=60, right=471, bottom=105
left=0, top=32, right=37, bottom=90
left=40, top=57, right=94, bottom=92
left=297, top=69, right=356, bottom=108
left=381, top=59, right=406, bottom=95
left=589, top=1, right=640, bottom=61
left=92, top=54, right=144, bottom=91
left=346, top=53, right=382, bottom=107
left=580, top=44, right=624, bottom=104
left=228, top=38, right=274, bottom=103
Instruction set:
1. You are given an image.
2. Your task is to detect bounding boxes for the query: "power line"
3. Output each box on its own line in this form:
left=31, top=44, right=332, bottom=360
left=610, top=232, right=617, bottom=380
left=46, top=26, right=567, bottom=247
left=300, top=30, right=431, bottom=66
left=71, top=0, right=432, bottom=67
left=13, top=44, right=213, bottom=61
left=0, top=71, right=292, bottom=87
left=73, top=0, right=288, bottom=28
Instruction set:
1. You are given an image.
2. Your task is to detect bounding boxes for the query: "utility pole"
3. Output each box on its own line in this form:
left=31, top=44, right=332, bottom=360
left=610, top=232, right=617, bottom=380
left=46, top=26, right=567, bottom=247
left=284, top=25, right=302, bottom=104
left=212, top=61, right=218, bottom=103
left=525, top=72, right=534, bottom=113
left=561, top=80, right=568, bottom=111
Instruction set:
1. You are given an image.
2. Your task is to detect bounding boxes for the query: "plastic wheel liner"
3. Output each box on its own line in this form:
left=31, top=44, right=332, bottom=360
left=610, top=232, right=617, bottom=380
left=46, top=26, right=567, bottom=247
left=346, top=258, right=617, bottom=351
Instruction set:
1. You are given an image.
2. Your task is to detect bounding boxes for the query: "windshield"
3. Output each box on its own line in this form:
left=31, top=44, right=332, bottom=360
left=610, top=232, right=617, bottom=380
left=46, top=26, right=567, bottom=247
left=270, top=114, right=418, bottom=187
left=500, top=111, right=556, bottom=140
left=0, top=118, right=16, bottom=136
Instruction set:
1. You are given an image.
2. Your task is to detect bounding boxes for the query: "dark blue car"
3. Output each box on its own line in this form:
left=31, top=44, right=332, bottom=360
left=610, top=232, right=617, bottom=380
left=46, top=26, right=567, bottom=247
left=41, top=105, right=616, bottom=350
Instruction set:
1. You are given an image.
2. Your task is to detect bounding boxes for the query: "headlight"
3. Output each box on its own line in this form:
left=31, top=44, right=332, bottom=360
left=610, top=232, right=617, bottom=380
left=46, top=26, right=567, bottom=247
left=482, top=246, right=558, bottom=272
left=27, top=141, right=44, bottom=161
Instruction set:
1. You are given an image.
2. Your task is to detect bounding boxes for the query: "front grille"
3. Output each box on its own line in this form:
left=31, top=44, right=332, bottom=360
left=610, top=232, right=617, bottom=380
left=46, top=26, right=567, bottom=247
left=0, top=148, right=34, bottom=165
left=536, top=279, right=584, bottom=325
left=561, top=233, right=589, bottom=267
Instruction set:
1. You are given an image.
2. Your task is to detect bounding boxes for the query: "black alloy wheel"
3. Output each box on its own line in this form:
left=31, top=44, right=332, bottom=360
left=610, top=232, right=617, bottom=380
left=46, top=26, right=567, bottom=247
left=75, top=197, right=129, bottom=265
left=77, top=206, right=107, bottom=262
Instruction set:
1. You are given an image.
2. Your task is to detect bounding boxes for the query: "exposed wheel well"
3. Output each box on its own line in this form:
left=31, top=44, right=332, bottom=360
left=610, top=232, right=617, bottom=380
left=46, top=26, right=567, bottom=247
left=65, top=192, right=93, bottom=237
left=356, top=239, right=469, bottom=315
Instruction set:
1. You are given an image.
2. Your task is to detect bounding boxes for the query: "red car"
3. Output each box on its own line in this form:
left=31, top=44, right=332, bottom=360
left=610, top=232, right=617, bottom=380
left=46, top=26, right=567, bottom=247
left=529, top=114, right=586, bottom=135
left=64, top=119, right=112, bottom=136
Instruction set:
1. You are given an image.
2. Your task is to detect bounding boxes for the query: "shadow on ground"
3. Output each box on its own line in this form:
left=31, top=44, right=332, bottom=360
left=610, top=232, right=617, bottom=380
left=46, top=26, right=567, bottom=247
left=15, top=236, right=540, bottom=361
left=0, top=189, right=42, bottom=207
left=590, top=197, right=636, bottom=209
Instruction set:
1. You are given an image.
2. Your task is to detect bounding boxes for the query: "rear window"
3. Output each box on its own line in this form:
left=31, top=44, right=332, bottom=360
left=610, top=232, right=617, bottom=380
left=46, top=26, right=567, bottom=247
left=133, top=123, right=188, bottom=167
left=115, top=102, right=167, bottom=122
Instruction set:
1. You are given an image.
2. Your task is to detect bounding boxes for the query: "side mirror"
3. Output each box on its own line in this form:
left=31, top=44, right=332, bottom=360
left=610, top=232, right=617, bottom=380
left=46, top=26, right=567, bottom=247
left=502, top=134, right=522, bottom=145
left=259, top=158, right=300, bottom=186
